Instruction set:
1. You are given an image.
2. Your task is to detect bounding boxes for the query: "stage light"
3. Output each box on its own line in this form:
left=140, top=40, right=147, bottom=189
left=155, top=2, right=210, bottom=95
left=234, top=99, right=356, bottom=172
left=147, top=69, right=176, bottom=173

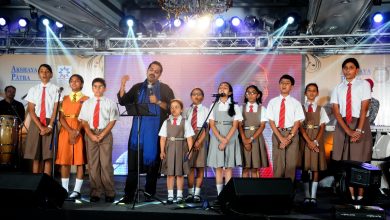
left=43, top=18, right=50, bottom=26
left=287, top=16, right=295, bottom=25
left=173, top=18, right=181, bottom=27
left=127, top=19, right=134, bottom=27
left=231, top=16, right=241, bottom=27
left=373, top=13, right=384, bottom=23
left=215, top=17, right=225, bottom=27
left=18, top=18, right=28, bottom=27
left=198, top=16, right=211, bottom=29
left=0, top=17, right=7, bottom=27
left=55, top=21, right=63, bottom=28
left=152, top=20, right=163, bottom=33
left=261, top=15, right=280, bottom=30
left=119, top=15, right=138, bottom=35
left=244, top=15, right=260, bottom=29
left=188, top=19, right=196, bottom=28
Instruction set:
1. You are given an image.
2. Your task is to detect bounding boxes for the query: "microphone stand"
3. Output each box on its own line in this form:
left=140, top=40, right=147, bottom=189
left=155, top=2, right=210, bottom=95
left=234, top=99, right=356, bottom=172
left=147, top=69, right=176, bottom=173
left=182, top=94, right=221, bottom=210
left=50, top=89, right=63, bottom=177
left=10, top=104, right=28, bottom=170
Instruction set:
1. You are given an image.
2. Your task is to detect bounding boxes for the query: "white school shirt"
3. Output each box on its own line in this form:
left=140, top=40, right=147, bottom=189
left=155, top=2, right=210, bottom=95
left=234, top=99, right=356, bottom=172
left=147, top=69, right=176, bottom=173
left=158, top=115, right=195, bottom=138
left=184, top=104, right=210, bottom=128
left=239, top=102, right=268, bottom=122
left=78, top=96, right=119, bottom=129
left=304, top=102, right=330, bottom=125
left=25, top=82, right=62, bottom=118
left=266, top=95, right=305, bottom=128
left=330, top=78, right=371, bottom=118
left=208, top=98, right=243, bottom=121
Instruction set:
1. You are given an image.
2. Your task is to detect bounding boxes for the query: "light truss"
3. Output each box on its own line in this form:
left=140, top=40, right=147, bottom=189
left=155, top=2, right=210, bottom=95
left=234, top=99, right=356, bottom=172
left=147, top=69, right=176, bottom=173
left=1, top=33, right=390, bottom=54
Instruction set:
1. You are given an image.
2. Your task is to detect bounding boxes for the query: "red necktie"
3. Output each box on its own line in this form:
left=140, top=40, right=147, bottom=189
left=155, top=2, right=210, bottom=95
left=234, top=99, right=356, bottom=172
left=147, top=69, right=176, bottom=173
left=93, top=99, right=100, bottom=129
left=191, top=106, right=197, bottom=131
left=308, top=104, right=313, bottom=113
left=40, top=87, right=47, bottom=126
left=249, top=104, right=254, bottom=113
left=279, top=98, right=286, bottom=128
left=173, top=118, right=177, bottom=126
left=346, top=83, right=352, bottom=124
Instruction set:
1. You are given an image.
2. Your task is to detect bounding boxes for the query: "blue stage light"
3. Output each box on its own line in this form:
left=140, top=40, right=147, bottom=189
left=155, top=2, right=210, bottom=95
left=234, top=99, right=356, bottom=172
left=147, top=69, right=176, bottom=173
left=373, top=13, right=384, bottom=23
left=287, top=16, right=295, bottom=25
left=0, top=17, right=7, bottom=27
left=55, top=21, right=63, bottom=28
left=173, top=18, right=181, bottom=28
left=231, top=16, right=241, bottom=27
left=18, top=18, right=28, bottom=27
left=215, top=17, right=225, bottom=27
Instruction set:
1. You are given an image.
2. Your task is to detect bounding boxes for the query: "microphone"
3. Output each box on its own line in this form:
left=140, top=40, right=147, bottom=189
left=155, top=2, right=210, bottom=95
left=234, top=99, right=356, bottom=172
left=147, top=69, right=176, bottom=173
left=147, top=84, right=154, bottom=96
left=58, top=87, right=64, bottom=93
left=212, top=93, right=226, bottom=97
left=21, top=94, right=27, bottom=100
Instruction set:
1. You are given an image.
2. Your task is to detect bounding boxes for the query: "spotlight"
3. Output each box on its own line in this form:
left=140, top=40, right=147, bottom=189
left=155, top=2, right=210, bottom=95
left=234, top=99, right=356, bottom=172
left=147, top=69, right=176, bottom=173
left=198, top=16, right=211, bottom=29
left=55, top=21, right=63, bottom=28
left=244, top=15, right=260, bottom=29
left=373, top=12, right=384, bottom=23
left=231, top=16, right=241, bottom=27
left=187, top=18, right=197, bottom=28
left=261, top=15, right=280, bottom=30
left=215, top=17, right=225, bottom=28
left=173, top=18, right=181, bottom=27
left=119, top=15, right=138, bottom=34
left=287, top=16, right=295, bottom=25
left=0, top=17, right=8, bottom=27
left=18, top=18, right=28, bottom=28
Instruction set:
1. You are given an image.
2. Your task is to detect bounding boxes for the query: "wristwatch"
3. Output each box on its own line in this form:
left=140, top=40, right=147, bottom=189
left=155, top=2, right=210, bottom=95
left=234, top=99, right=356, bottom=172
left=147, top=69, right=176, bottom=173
left=156, top=100, right=162, bottom=105
left=289, top=132, right=294, bottom=137
left=250, top=136, right=254, bottom=142
left=356, top=128, right=365, bottom=134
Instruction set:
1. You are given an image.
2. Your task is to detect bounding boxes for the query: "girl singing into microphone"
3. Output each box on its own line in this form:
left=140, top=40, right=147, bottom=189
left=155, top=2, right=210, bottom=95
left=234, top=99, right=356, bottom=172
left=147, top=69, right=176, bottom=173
left=207, top=82, right=242, bottom=199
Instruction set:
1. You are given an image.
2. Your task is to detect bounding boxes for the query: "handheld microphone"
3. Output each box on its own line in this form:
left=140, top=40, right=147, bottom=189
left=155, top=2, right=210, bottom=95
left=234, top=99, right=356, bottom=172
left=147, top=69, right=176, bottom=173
left=147, top=84, right=154, bottom=96
left=58, top=87, right=64, bottom=93
left=212, top=93, right=226, bottom=97
left=21, top=94, right=27, bottom=100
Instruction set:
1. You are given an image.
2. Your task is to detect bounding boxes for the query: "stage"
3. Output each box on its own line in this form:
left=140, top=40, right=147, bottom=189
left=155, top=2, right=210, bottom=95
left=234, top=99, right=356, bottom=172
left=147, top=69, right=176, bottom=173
left=1, top=175, right=389, bottom=220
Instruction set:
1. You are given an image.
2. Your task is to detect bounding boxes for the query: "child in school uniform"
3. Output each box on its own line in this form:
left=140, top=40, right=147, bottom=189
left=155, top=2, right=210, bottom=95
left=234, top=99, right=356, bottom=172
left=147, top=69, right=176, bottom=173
left=79, top=78, right=119, bottom=203
left=330, top=58, right=372, bottom=202
left=159, top=99, right=195, bottom=204
left=207, top=82, right=242, bottom=196
left=56, top=74, right=89, bottom=199
left=299, top=83, right=329, bottom=206
left=184, top=88, right=209, bottom=203
left=266, top=74, right=305, bottom=182
left=24, top=64, right=61, bottom=175
left=238, top=85, right=269, bottom=178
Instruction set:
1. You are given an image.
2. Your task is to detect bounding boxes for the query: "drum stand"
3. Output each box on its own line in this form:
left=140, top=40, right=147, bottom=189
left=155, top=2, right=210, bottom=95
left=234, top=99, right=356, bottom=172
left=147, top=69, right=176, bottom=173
left=10, top=105, right=28, bottom=170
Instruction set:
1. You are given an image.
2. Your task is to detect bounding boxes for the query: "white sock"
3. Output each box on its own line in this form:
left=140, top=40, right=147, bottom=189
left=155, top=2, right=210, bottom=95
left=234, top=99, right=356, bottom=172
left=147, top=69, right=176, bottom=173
left=303, top=182, right=310, bottom=198
left=168, top=190, right=174, bottom=199
left=216, top=184, right=223, bottom=195
left=188, top=187, right=194, bottom=195
left=357, top=196, right=363, bottom=201
left=311, top=182, right=318, bottom=199
left=73, top=178, right=83, bottom=193
left=177, top=190, right=183, bottom=198
left=194, top=187, right=201, bottom=196
left=61, top=178, right=69, bottom=192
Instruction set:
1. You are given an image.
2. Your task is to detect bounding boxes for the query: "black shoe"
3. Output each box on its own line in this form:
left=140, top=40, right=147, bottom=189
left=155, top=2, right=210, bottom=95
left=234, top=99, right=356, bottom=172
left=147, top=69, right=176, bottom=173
left=116, top=195, right=133, bottom=205
left=105, top=196, right=115, bottom=203
left=185, top=195, right=194, bottom=203
left=310, top=198, right=317, bottom=207
left=90, top=196, right=100, bottom=202
left=69, top=191, right=81, bottom=200
left=193, top=195, right=201, bottom=203
left=166, top=197, right=174, bottom=205
left=176, top=197, right=184, bottom=204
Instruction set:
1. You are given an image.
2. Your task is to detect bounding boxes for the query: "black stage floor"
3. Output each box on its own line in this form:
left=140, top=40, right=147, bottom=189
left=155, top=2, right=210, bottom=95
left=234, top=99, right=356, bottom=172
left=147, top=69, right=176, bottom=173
left=1, top=174, right=390, bottom=220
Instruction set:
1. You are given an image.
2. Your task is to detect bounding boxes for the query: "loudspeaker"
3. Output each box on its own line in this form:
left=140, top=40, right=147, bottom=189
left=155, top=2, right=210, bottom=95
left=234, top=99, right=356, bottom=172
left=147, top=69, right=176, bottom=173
left=342, top=160, right=382, bottom=187
left=217, top=178, right=294, bottom=214
left=0, top=173, right=67, bottom=208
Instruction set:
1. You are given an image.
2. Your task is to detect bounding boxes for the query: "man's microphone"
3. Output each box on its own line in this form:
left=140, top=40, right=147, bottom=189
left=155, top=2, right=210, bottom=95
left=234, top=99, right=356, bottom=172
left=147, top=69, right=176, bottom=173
left=58, top=87, right=64, bottom=93
left=212, top=93, right=226, bottom=97
left=21, top=94, right=27, bottom=100
left=147, top=84, right=154, bottom=96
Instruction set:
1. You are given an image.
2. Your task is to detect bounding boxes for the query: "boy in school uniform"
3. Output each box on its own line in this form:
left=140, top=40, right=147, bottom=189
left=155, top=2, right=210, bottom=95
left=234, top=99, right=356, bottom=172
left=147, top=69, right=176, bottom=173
left=24, top=64, right=61, bottom=175
left=266, top=74, right=305, bottom=182
left=79, top=78, right=119, bottom=203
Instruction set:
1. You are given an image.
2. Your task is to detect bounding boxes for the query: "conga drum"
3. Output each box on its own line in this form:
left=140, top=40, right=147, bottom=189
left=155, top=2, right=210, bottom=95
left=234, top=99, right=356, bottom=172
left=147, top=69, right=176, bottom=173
left=0, top=115, right=19, bottom=165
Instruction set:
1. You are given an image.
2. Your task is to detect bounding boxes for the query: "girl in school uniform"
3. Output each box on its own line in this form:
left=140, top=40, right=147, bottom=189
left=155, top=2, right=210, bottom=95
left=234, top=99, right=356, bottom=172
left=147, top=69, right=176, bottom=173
left=238, top=85, right=269, bottom=178
left=56, top=74, right=89, bottom=199
left=330, top=58, right=372, bottom=202
left=159, top=99, right=195, bottom=204
left=207, top=82, right=243, bottom=196
left=184, top=88, right=209, bottom=203
left=299, top=83, right=329, bottom=206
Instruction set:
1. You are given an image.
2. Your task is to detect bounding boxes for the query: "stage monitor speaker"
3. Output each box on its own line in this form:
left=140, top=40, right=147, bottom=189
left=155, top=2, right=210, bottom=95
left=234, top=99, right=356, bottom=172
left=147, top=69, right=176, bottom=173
left=333, top=205, right=385, bottom=219
left=217, top=178, right=294, bottom=214
left=341, top=160, right=382, bottom=188
left=0, top=173, right=67, bottom=209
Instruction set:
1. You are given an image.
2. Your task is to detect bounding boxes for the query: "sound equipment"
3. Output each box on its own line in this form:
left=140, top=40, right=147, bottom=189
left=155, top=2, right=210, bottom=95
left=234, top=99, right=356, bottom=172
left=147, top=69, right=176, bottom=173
left=0, top=173, right=67, bottom=209
left=333, top=205, right=385, bottom=219
left=217, top=178, right=294, bottom=214
left=341, top=160, right=381, bottom=188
